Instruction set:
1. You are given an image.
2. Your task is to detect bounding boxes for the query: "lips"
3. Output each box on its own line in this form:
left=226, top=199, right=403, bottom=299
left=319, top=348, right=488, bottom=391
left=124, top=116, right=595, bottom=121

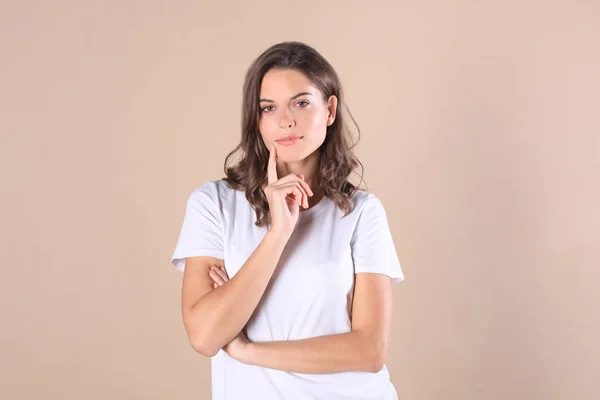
left=276, top=136, right=303, bottom=146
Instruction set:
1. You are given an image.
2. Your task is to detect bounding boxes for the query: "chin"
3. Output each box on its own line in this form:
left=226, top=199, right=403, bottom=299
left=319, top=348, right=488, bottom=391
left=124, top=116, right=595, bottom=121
left=278, top=153, right=307, bottom=163
left=281, top=148, right=320, bottom=164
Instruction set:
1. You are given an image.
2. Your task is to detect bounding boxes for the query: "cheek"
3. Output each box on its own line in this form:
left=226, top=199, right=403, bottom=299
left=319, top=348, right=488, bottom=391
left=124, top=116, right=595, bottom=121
left=258, top=118, right=276, bottom=141
left=300, top=109, right=328, bottom=134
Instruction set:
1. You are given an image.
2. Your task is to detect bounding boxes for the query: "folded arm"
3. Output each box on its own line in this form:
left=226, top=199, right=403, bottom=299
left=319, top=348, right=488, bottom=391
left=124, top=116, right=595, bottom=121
left=237, top=273, right=394, bottom=374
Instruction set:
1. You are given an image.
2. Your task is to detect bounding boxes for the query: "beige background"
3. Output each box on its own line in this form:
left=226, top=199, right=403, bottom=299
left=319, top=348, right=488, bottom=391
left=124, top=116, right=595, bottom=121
left=1, top=1, right=599, bottom=399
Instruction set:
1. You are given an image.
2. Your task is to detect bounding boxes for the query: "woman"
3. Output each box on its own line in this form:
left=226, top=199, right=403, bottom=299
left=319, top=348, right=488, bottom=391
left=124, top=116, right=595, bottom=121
left=171, top=41, right=404, bottom=400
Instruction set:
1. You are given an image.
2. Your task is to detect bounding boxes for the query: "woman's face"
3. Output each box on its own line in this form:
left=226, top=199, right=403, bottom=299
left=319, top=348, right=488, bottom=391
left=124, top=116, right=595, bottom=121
left=258, top=68, right=337, bottom=162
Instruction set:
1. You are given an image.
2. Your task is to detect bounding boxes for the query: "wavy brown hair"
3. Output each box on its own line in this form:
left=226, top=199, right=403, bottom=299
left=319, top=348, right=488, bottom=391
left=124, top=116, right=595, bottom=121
left=222, top=41, right=365, bottom=228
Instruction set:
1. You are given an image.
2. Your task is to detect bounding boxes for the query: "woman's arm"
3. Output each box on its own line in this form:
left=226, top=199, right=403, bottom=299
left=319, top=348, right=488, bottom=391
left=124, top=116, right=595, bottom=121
left=184, top=231, right=289, bottom=357
left=239, top=330, right=379, bottom=374
left=211, top=271, right=393, bottom=374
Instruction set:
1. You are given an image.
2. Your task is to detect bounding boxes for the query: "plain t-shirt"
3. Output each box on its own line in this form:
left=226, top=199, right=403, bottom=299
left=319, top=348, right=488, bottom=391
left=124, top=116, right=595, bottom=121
left=171, top=179, right=404, bottom=400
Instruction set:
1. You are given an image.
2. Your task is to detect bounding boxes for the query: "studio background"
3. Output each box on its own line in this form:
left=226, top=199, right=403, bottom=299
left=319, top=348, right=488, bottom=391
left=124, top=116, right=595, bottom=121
left=1, top=1, right=599, bottom=399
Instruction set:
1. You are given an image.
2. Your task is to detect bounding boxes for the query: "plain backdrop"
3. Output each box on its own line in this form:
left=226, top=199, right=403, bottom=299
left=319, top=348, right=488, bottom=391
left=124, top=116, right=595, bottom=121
left=1, top=1, right=599, bottom=399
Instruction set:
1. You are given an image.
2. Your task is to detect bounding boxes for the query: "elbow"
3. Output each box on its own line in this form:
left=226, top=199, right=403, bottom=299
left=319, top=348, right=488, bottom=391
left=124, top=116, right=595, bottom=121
left=364, top=336, right=386, bottom=373
left=367, top=353, right=385, bottom=373
left=190, top=333, right=219, bottom=358
left=356, top=330, right=386, bottom=373
left=193, top=342, right=219, bottom=358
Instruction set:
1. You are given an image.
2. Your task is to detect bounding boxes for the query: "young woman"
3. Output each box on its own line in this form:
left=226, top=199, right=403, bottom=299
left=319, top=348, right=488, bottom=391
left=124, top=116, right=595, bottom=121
left=171, top=41, right=404, bottom=400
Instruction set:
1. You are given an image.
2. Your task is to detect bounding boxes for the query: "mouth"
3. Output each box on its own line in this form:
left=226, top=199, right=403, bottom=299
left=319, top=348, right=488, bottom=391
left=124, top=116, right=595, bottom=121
left=276, top=136, right=303, bottom=146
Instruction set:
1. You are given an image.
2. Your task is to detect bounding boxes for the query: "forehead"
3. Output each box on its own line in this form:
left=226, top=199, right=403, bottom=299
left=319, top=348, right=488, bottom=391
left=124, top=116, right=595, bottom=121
left=260, top=69, right=317, bottom=98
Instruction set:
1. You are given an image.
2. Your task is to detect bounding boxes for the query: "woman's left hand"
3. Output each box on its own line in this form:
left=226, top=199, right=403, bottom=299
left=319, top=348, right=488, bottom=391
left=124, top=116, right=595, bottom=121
left=209, top=265, right=251, bottom=361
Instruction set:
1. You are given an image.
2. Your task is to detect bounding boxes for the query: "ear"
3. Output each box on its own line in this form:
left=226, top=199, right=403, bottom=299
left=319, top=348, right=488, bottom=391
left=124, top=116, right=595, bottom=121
left=326, top=95, right=338, bottom=126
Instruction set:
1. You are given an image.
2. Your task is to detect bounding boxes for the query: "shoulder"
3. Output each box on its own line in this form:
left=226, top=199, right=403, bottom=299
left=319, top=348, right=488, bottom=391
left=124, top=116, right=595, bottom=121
left=349, top=189, right=386, bottom=216
left=187, top=179, right=241, bottom=208
left=189, top=179, right=236, bottom=197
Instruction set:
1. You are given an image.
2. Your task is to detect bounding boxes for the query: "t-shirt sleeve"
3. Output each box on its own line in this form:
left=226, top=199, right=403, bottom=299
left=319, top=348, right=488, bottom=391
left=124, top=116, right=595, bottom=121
left=170, top=182, right=224, bottom=272
left=350, top=194, right=405, bottom=284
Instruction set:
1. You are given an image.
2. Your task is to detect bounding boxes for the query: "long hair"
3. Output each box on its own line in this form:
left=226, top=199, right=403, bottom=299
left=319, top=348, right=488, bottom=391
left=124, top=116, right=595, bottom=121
left=222, top=41, right=365, bottom=228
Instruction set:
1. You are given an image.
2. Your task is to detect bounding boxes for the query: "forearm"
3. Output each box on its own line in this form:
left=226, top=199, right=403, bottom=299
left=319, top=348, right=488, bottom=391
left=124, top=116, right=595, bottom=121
left=191, top=231, right=289, bottom=355
left=239, top=330, right=381, bottom=374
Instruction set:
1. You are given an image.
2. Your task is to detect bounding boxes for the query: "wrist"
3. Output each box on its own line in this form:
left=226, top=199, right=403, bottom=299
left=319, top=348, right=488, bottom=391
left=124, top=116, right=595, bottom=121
left=238, top=341, right=256, bottom=365
left=265, top=229, right=291, bottom=245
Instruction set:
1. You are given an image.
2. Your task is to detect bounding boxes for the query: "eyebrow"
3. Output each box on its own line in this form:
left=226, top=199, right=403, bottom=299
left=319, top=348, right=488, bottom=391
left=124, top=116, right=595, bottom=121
left=259, top=92, right=314, bottom=103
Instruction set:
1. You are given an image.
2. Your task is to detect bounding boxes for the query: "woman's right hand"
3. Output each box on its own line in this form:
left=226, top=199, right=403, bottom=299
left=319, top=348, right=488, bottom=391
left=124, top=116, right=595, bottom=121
left=264, top=144, right=314, bottom=237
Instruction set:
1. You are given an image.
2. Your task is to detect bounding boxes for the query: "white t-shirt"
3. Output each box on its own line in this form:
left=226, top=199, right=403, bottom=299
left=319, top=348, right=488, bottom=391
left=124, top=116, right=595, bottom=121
left=171, top=179, right=404, bottom=400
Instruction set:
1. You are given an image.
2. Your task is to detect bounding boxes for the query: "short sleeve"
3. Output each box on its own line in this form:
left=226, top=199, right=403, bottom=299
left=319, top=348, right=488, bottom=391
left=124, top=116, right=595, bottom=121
left=351, top=194, right=404, bottom=284
left=170, top=182, right=224, bottom=272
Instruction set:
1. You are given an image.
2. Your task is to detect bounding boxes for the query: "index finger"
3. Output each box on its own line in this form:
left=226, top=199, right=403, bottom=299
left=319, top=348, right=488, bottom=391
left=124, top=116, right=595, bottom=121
left=267, top=143, right=278, bottom=185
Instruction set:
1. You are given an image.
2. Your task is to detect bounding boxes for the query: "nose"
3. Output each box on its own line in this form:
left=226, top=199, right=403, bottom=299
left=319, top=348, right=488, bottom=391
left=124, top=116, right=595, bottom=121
left=278, top=107, right=296, bottom=129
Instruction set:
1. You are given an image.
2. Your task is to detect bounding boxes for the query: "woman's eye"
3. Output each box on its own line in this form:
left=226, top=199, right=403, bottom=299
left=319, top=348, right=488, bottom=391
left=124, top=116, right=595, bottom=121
left=261, top=102, right=307, bottom=113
